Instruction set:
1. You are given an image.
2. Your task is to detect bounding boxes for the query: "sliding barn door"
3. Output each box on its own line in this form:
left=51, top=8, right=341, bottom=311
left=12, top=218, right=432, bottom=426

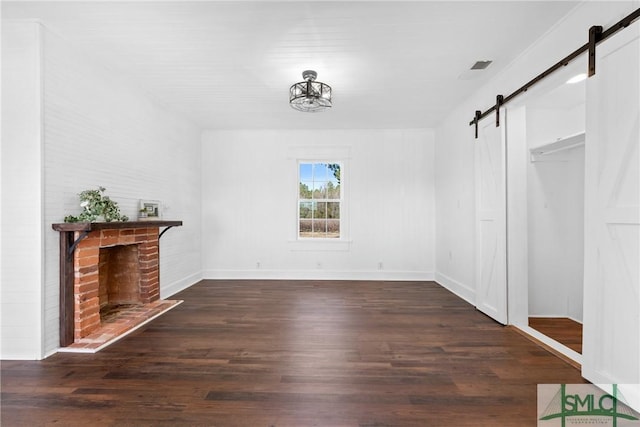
left=475, top=116, right=508, bottom=325
left=582, top=23, right=640, bottom=409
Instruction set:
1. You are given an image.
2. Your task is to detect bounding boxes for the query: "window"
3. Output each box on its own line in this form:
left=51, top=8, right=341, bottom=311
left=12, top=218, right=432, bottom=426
left=298, top=162, right=341, bottom=239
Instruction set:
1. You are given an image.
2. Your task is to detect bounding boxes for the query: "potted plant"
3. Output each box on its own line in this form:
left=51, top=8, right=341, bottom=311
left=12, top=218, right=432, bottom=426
left=64, top=186, right=128, bottom=223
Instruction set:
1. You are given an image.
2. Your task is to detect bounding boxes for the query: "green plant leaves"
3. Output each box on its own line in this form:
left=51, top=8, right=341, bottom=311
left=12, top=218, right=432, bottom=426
left=64, top=187, right=128, bottom=223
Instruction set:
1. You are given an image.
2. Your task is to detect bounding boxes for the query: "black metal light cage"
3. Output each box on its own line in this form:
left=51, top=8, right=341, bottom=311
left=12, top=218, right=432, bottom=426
left=289, top=73, right=332, bottom=112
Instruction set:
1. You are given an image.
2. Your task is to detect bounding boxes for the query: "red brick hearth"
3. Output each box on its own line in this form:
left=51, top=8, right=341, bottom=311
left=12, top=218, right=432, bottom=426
left=52, top=221, right=182, bottom=351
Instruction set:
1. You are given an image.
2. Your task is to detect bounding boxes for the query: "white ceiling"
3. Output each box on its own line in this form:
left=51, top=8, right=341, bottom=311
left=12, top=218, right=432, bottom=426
left=3, top=1, right=581, bottom=130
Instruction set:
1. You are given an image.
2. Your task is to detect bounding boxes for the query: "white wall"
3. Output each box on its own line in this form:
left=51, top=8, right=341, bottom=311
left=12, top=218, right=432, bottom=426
left=1, top=22, right=203, bottom=359
left=527, top=104, right=585, bottom=147
left=1, top=22, right=45, bottom=359
left=201, top=129, right=435, bottom=280
left=434, top=108, right=476, bottom=303
left=434, top=1, right=636, bottom=306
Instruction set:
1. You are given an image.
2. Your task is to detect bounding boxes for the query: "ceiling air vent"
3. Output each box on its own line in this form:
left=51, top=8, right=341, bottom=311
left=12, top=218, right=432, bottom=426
left=457, top=60, right=494, bottom=80
left=470, top=60, right=493, bottom=70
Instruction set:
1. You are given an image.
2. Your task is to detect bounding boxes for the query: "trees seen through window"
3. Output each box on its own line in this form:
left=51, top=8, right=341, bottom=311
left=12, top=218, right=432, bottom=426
left=299, top=162, right=341, bottom=238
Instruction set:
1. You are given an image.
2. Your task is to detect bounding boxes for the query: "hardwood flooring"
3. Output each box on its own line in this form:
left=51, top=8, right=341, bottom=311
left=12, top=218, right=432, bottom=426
left=1, top=280, right=586, bottom=426
left=528, top=317, right=583, bottom=354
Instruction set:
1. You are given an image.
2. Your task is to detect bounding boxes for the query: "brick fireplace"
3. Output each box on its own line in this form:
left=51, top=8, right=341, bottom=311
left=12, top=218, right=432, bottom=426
left=53, top=221, right=182, bottom=350
left=73, top=227, right=160, bottom=340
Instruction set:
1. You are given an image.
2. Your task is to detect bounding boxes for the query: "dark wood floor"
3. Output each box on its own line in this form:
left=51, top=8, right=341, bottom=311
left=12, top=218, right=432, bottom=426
left=529, top=317, right=583, bottom=354
left=1, top=280, right=586, bottom=426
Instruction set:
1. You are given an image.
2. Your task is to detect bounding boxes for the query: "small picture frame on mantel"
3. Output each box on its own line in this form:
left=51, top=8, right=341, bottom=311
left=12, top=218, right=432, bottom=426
left=139, top=200, right=161, bottom=220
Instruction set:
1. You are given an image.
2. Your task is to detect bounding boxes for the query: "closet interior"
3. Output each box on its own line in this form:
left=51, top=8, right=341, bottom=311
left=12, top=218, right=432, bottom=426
left=525, top=66, right=586, bottom=354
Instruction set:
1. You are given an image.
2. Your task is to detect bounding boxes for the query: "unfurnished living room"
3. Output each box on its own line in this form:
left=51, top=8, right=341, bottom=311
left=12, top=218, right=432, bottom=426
left=1, top=1, right=639, bottom=426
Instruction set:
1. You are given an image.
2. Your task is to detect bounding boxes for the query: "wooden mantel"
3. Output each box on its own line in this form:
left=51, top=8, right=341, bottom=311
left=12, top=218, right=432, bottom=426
left=52, top=220, right=183, bottom=232
left=52, top=220, right=182, bottom=347
left=52, top=220, right=182, bottom=254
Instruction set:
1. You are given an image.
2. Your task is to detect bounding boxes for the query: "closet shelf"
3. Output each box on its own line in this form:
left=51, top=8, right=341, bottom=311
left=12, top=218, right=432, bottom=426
left=530, top=131, right=585, bottom=156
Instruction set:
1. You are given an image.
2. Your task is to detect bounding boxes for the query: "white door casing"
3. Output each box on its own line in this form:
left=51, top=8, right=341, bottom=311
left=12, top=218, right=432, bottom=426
left=583, top=22, right=640, bottom=410
left=475, top=115, right=508, bottom=325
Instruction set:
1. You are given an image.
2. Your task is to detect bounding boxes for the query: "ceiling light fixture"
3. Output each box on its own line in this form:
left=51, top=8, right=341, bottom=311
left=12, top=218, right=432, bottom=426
left=289, top=70, right=332, bottom=112
left=566, top=73, right=587, bottom=84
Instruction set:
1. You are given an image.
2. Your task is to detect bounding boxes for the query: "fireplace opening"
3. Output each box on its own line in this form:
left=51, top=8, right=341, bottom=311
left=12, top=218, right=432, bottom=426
left=98, top=244, right=142, bottom=322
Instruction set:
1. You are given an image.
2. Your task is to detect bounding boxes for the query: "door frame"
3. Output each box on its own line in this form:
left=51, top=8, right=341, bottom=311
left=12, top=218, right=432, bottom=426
left=502, top=58, right=587, bottom=365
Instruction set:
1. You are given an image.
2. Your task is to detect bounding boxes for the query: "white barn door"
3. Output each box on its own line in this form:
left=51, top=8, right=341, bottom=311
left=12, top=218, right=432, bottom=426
left=583, top=24, right=640, bottom=410
left=475, top=117, right=508, bottom=325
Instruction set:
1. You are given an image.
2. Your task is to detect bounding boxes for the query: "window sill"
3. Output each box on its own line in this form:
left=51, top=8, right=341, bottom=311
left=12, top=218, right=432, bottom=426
left=288, top=239, right=352, bottom=252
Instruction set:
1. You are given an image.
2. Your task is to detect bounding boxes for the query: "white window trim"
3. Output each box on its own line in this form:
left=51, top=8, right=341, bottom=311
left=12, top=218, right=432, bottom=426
left=287, top=146, right=351, bottom=251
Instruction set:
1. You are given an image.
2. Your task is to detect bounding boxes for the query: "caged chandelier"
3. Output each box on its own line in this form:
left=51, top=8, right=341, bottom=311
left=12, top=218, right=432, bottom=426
left=289, top=70, right=332, bottom=112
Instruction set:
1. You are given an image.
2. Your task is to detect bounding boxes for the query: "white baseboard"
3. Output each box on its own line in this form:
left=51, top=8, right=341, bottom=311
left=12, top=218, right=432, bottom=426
left=161, top=271, right=203, bottom=298
left=0, top=352, right=43, bottom=361
left=202, top=269, right=435, bottom=282
left=43, top=348, right=59, bottom=359
left=434, top=272, right=475, bottom=305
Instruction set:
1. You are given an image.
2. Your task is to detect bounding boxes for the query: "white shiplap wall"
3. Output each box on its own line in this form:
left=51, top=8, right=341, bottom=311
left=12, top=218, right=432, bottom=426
left=37, top=27, right=203, bottom=357
left=201, top=129, right=436, bottom=280
left=1, top=22, right=45, bottom=360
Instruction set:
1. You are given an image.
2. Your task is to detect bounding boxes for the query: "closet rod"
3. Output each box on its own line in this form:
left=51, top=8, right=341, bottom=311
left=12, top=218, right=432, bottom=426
left=468, top=7, right=640, bottom=129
